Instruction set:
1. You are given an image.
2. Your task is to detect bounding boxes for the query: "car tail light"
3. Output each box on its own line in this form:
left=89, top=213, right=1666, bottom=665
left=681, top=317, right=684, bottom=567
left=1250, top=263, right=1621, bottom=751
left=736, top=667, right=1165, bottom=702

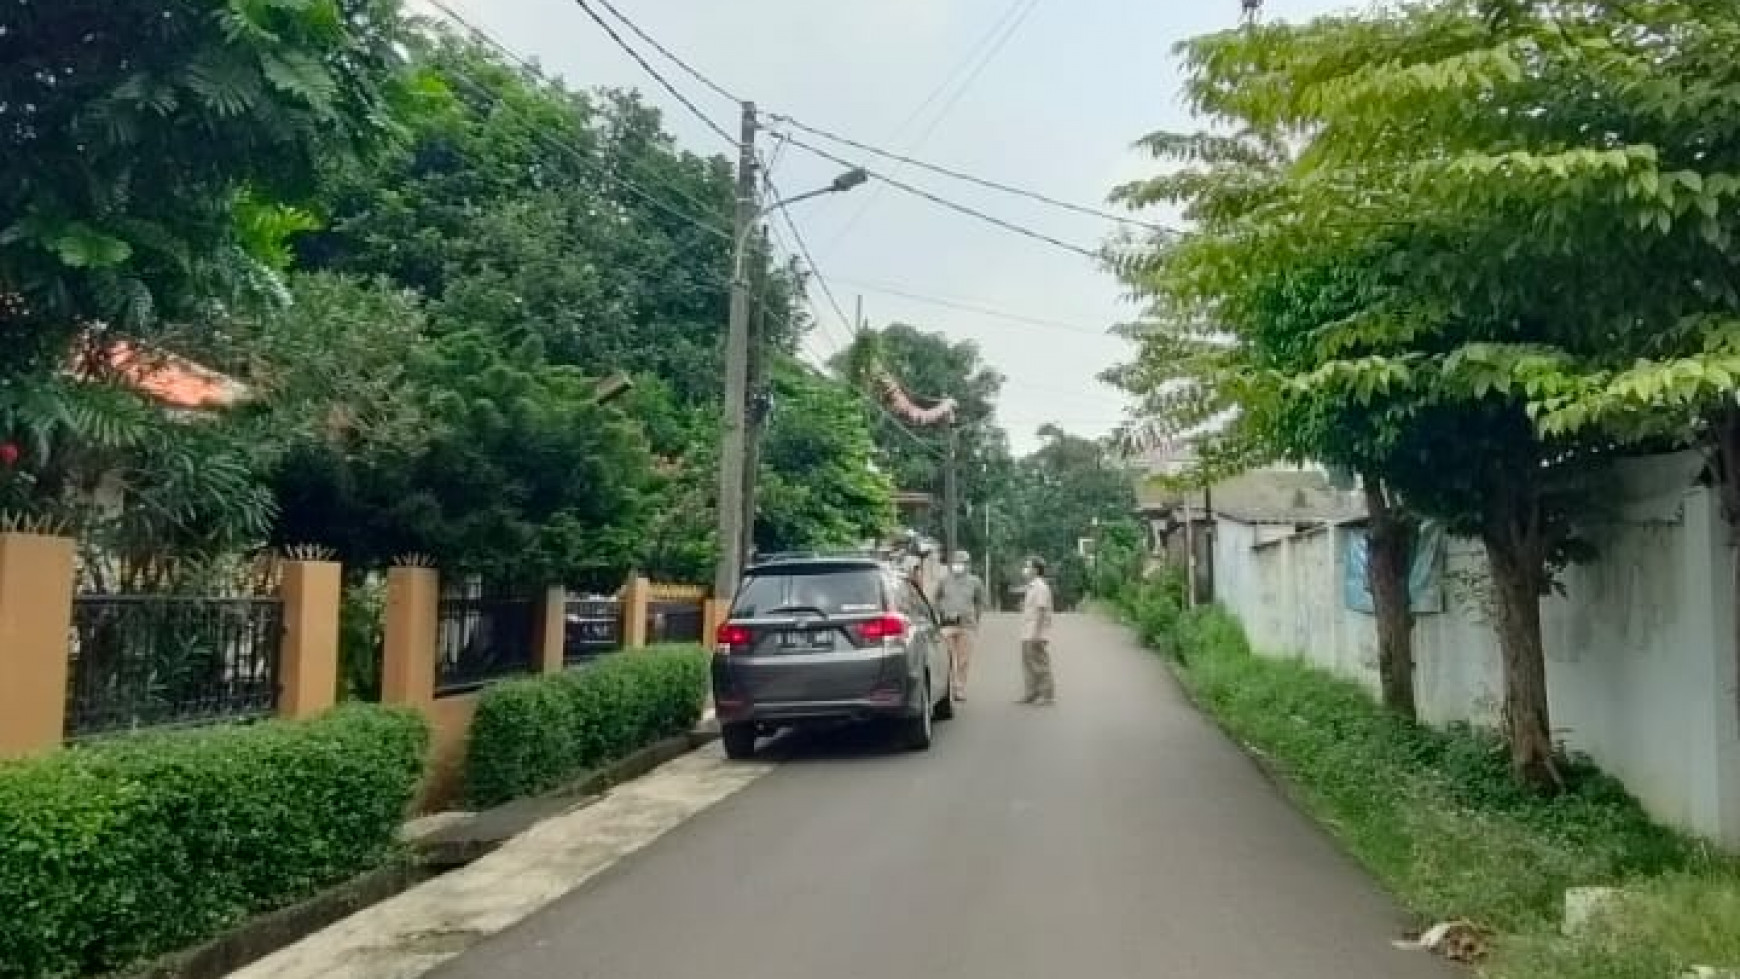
left=856, top=615, right=907, bottom=642
left=716, top=623, right=752, bottom=650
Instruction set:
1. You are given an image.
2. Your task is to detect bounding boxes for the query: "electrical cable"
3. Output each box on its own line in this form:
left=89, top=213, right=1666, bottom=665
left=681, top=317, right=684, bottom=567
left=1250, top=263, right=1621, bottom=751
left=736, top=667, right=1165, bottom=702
left=422, top=2, right=735, bottom=238
left=765, top=112, right=1176, bottom=233
left=397, top=33, right=946, bottom=450
left=783, top=136, right=1104, bottom=260
left=820, top=0, right=1045, bottom=250
left=586, top=0, right=740, bottom=103
left=567, top=0, right=739, bottom=146
left=826, top=277, right=1118, bottom=338
left=414, top=2, right=1085, bottom=454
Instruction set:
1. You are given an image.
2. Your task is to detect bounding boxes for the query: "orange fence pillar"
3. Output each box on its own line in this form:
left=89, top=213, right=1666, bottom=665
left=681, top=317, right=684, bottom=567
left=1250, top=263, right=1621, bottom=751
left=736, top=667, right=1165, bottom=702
left=537, top=586, right=567, bottom=673
left=702, top=598, right=728, bottom=650
left=383, top=566, right=438, bottom=708
left=0, top=533, right=76, bottom=757
left=278, top=559, right=342, bottom=719
left=622, top=576, right=651, bottom=649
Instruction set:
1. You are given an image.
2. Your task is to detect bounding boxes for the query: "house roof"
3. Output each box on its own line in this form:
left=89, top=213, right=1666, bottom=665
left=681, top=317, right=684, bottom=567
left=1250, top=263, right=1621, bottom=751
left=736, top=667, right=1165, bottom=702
left=75, top=340, right=248, bottom=411
left=1139, top=469, right=1365, bottom=526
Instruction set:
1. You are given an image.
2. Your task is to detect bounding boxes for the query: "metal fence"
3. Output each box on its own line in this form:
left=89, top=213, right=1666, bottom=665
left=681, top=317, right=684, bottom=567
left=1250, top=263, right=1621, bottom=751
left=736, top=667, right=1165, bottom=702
left=436, top=590, right=537, bottom=695
left=66, top=595, right=284, bottom=738
left=646, top=599, right=704, bottom=645
left=563, top=596, right=623, bottom=665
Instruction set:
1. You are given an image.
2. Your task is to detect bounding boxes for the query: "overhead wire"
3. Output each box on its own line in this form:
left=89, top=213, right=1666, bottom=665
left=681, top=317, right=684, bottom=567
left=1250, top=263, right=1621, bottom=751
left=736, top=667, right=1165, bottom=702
left=819, top=0, right=1045, bottom=251
left=422, top=1, right=733, bottom=238
left=826, top=277, right=1119, bottom=338
left=765, top=112, right=1177, bottom=234
left=585, top=0, right=740, bottom=103
left=782, top=135, right=1105, bottom=261
left=427, top=0, right=1106, bottom=451
left=766, top=177, right=947, bottom=459
left=567, top=0, right=739, bottom=146
left=547, top=0, right=1113, bottom=262
left=413, top=10, right=950, bottom=457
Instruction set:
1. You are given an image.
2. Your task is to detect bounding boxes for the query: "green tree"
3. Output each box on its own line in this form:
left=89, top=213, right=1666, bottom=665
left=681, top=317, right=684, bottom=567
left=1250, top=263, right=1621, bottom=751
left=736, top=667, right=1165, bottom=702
left=754, top=360, right=896, bottom=555
left=0, top=0, right=413, bottom=539
left=289, top=28, right=837, bottom=582
left=271, top=329, right=653, bottom=589
left=1109, top=126, right=1429, bottom=720
left=838, top=323, right=1012, bottom=559
left=999, top=426, right=1136, bottom=609
left=1114, top=1, right=1711, bottom=785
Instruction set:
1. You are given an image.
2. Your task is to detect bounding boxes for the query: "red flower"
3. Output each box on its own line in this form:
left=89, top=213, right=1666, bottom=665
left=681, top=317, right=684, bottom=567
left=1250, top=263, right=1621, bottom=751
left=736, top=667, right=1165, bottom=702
left=0, top=443, right=19, bottom=468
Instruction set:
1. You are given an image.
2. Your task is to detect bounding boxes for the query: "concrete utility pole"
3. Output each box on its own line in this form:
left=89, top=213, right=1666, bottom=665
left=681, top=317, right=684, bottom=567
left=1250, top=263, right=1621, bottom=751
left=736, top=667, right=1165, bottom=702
left=713, top=101, right=759, bottom=601
left=1201, top=483, right=1215, bottom=603
left=740, top=239, right=768, bottom=567
left=713, top=118, right=867, bottom=599
left=944, top=422, right=960, bottom=560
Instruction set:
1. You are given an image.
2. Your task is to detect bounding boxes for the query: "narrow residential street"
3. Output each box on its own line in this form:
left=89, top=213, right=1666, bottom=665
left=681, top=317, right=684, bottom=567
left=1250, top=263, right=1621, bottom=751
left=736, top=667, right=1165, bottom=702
left=427, top=613, right=1451, bottom=979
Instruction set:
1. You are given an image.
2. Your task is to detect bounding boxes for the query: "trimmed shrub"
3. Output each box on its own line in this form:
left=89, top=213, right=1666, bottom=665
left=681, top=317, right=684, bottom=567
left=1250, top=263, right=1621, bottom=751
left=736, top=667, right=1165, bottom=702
left=465, top=645, right=709, bottom=808
left=0, top=706, right=429, bottom=979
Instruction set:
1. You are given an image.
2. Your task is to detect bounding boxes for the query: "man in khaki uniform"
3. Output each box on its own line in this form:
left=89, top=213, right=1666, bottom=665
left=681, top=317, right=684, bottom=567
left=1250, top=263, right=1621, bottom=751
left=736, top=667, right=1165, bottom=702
left=934, top=550, right=987, bottom=701
left=1019, top=557, right=1056, bottom=705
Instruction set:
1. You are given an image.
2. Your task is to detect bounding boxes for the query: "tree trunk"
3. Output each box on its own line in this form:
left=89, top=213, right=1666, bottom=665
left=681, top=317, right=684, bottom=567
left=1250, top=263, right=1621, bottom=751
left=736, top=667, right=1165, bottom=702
left=1363, top=477, right=1417, bottom=722
left=1711, top=407, right=1740, bottom=725
left=1480, top=499, right=1560, bottom=791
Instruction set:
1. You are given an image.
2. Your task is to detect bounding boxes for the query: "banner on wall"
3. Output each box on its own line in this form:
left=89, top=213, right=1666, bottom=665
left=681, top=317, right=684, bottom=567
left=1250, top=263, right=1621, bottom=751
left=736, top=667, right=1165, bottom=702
left=1342, top=521, right=1445, bottom=615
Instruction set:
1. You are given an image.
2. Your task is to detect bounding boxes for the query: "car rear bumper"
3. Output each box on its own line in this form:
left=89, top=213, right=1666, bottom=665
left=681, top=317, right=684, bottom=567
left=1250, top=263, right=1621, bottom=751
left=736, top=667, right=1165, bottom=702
left=714, top=697, right=920, bottom=727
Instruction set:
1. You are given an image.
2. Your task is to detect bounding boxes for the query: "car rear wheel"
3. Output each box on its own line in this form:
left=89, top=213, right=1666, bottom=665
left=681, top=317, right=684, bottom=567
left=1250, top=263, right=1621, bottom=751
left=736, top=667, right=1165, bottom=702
left=721, top=722, right=757, bottom=760
left=933, top=690, right=954, bottom=721
left=902, top=675, right=935, bottom=752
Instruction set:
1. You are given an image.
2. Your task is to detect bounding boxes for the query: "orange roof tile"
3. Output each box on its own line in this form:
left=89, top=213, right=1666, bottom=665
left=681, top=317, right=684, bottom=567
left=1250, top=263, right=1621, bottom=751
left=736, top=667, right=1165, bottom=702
left=76, top=340, right=248, bottom=411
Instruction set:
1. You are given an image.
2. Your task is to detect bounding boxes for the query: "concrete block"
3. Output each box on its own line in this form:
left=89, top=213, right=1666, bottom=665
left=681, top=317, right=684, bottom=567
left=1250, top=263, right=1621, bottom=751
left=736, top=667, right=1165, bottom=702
left=1562, top=885, right=1622, bottom=936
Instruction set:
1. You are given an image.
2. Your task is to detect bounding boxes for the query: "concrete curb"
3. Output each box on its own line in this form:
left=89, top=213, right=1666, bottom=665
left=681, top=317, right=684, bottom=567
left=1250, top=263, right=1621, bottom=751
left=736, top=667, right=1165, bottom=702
left=416, top=729, right=718, bottom=869
left=120, top=863, right=436, bottom=979
left=119, top=724, right=718, bottom=979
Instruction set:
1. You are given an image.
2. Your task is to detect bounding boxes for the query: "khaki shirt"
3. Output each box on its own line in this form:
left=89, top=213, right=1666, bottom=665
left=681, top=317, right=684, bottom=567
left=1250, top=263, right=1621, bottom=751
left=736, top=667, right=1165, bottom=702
left=1020, top=577, right=1054, bottom=642
left=935, top=571, right=987, bottom=626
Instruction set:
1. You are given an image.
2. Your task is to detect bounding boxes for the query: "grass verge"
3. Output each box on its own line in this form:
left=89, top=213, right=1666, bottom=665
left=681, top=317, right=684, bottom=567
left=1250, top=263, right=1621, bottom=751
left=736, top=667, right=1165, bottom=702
left=1111, top=576, right=1739, bottom=979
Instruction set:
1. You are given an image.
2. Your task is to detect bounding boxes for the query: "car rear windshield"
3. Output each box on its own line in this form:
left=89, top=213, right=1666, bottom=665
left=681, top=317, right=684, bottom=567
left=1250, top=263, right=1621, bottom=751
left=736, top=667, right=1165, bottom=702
left=732, top=567, right=884, bottom=618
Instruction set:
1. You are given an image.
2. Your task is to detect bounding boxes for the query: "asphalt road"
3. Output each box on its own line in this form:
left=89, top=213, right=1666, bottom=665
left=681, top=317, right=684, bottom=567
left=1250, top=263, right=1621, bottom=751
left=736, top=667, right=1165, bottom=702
left=429, top=613, right=1452, bottom=979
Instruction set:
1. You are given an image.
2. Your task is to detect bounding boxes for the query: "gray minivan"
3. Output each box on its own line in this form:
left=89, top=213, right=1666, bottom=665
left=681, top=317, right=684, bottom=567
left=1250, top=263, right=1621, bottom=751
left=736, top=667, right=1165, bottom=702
left=711, top=555, right=953, bottom=759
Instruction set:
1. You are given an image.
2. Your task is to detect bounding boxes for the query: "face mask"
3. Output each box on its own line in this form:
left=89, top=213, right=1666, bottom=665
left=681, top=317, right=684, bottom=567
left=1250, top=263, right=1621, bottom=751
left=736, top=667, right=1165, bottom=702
left=1023, top=566, right=1036, bottom=580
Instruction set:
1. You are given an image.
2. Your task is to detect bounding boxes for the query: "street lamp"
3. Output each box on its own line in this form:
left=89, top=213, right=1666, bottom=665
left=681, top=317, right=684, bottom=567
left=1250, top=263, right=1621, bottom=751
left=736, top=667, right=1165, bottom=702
left=729, top=168, right=868, bottom=285
left=714, top=164, right=869, bottom=600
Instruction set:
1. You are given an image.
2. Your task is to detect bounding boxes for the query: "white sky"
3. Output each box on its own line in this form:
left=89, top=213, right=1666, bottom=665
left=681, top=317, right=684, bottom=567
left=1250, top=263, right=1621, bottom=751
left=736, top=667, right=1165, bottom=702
left=413, top=0, right=1349, bottom=453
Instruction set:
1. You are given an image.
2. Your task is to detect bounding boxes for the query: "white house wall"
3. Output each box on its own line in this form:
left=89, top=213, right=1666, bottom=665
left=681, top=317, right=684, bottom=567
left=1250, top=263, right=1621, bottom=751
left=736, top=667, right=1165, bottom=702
left=1210, top=452, right=1740, bottom=849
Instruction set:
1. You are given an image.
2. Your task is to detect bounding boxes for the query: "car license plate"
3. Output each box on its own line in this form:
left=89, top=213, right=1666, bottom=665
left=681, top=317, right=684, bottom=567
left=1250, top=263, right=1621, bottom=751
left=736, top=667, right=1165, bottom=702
left=779, top=631, right=832, bottom=650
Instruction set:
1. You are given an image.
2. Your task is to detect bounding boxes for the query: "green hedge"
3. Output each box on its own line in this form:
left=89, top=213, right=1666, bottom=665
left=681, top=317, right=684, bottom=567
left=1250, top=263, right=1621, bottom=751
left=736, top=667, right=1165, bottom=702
left=465, top=646, right=709, bottom=808
left=0, top=706, right=428, bottom=979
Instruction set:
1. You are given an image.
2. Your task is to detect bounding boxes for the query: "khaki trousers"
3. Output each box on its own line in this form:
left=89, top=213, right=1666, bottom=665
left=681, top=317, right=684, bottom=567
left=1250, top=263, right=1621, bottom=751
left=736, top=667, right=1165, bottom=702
left=942, top=624, right=975, bottom=697
left=1021, top=639, right=1054, bottom=701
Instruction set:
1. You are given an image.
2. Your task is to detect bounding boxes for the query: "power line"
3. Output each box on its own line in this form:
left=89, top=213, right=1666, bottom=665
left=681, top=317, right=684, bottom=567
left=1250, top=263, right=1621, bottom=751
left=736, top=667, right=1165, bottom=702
left=458, top=0, right=1101, bottom=262
left=827, top=277, right=1118, bottom=338
left=567, top=0, right=738, bottom=146
left=767, top=113, right=1177, bottom=233
left=421, top=2, right=733, bottom=238
left=769, top=183, right=860, bottom=341
left=820, top=0, right=1044, bottom=251
left=767, top=181, right=945, bottom=459
left=783, top=136, right=1105, bottom=261
left=586, top=0, right=740, bottom=104
left=437, top=67, right=731, bottom=240
left=414, top=4, right=1086, bottom=455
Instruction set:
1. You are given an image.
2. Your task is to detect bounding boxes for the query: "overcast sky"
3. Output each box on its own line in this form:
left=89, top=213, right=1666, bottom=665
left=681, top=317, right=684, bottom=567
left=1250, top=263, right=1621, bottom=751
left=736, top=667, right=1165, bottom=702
left=415, top=0, right=1348, bottom=453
